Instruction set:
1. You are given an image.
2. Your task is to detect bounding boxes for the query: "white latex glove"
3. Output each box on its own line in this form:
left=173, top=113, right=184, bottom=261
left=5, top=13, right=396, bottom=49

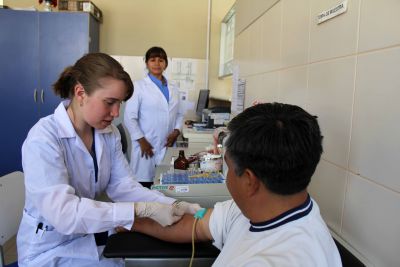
left=135, top=202, right=182, bottom=227
left=173, top=201, right=202, bottom=216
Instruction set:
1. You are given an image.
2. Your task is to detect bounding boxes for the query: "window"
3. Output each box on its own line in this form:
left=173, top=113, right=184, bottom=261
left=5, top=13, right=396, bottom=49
left=219, top=5, right=235, bottom=77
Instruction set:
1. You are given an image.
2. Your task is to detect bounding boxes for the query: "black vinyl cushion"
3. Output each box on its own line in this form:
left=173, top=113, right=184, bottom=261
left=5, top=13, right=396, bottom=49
left=103, top=232, right=365, bottom=266
left=103, top=232, right=220, bottom=259
left=334, top=239, right=365, bottom=267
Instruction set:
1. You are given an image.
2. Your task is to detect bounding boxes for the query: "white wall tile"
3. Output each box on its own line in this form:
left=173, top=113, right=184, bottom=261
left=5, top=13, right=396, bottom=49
left=281, top=0, right=310, bottom=68
left=308, top=160, right=347, bottom=233
left=235, top=0, right=279, bottom=35
left=358, top=0, right=400, bottom=52
left=244, top=72, right=279, bottom=108
left=342, top=174, right=400, bottom=267
left=279, top=66, right=308, bottom=108
left=234, top=31, right=246, bottom=76
left=235, top=29, right=251, bottom=77
left=308, top=57, right=356, bottom=168
left=243, top=74, right=263, bottom=108
left=309, top=0, right=360, bottom=62
left=349, top=47, right=400, bottom=192
left=260, top=2, right=282, bottom=73
left=249, top=19, right=263, bottom=75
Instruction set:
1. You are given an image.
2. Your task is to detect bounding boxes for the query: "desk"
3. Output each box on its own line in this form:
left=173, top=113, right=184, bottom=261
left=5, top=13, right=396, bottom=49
left=103, top=232, right=220, bottom=267
left=182, top=125, right=214, bottom=147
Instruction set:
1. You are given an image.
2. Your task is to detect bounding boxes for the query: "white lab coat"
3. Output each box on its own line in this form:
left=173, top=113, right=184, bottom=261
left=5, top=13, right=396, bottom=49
left=17, top=101, right=175, bottom=267
left=123, top=76, right=184, bottom=182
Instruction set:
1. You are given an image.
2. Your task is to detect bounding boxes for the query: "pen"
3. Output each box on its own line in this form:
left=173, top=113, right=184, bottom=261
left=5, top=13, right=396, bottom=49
left=36, top=222, right=43, bottom=234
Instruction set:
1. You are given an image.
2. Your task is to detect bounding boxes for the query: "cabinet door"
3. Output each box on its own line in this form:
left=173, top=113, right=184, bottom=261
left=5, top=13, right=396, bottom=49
left=0, top=10, right=39, bottom=176
left=39, top=12, right=92, bottom=117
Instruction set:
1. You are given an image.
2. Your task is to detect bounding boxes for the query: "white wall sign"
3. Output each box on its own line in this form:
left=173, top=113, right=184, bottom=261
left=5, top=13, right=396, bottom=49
left=317, top=0, right=348, bottom=24
left=231, top=65, right=245, bottom=116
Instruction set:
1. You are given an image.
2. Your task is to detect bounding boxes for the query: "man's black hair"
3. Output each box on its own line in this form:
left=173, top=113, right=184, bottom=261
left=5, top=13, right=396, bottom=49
left=225, top=102, right=323, bottom=195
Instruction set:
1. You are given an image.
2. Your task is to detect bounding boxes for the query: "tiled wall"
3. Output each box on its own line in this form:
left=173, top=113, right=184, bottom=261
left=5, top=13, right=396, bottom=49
left=234, top=0, right=400, bottom=266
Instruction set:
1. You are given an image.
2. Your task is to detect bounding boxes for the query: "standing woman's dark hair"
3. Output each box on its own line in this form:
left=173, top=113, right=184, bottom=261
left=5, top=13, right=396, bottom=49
left=53, top=52, right=134, bottom=100
left=145, top=46, right=168, bottom=67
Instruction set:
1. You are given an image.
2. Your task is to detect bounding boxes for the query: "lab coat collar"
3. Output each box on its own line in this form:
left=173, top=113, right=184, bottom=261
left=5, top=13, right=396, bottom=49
left=144, top=76, right=175, bottom=108
left=148, top=73, right=168, bottom=87
left=54, top=100, right=113, bottom=139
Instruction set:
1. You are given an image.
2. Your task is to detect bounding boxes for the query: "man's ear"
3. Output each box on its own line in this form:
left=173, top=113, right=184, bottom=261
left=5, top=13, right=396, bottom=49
left=242, top=169, right=261, bottom=197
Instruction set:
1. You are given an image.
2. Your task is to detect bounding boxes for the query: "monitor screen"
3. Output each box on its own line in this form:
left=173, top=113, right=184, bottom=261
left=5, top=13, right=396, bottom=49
left=196, top=89, right=210, bottom=116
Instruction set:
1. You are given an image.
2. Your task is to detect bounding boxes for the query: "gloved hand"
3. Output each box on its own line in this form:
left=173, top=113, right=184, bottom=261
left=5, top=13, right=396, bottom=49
left=135, top=202, right=182, bottom=227
left=173, top=201, right=202, bottom=216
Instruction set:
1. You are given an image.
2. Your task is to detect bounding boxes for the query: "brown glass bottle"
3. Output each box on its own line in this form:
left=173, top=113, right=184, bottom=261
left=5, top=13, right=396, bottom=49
left=174, top=150, right=189, bottom=170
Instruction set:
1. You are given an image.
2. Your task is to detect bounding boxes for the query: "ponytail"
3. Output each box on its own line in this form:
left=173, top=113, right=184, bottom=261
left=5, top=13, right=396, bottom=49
left=53, top=66, right=77, bottom=99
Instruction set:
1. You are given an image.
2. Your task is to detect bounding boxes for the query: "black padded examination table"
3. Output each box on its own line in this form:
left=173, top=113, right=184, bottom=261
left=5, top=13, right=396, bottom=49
left=103, top=232, right=220, bottom=267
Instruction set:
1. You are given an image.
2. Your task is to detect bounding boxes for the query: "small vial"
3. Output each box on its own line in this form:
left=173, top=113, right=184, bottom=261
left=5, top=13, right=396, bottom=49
left=169, top=156, right=175, bottom=174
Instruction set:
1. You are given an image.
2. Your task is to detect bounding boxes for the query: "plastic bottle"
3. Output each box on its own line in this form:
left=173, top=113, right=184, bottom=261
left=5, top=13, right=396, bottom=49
left=174, top=150, right=189, bottom=170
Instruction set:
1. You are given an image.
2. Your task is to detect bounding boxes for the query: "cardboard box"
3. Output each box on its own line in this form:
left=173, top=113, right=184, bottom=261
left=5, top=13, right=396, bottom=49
left=59, top=0, right=102, bottom=22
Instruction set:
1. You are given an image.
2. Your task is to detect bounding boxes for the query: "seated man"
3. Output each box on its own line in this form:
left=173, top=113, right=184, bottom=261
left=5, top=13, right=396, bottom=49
left=129, top=103, right=342, bottom=266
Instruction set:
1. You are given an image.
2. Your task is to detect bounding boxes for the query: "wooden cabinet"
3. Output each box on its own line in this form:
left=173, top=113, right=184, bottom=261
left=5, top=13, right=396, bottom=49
left=0, top=9, right=99, bottom=176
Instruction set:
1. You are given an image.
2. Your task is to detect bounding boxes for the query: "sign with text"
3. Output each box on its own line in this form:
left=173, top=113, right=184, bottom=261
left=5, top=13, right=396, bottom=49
left=317, top=0, right=348, bottom=24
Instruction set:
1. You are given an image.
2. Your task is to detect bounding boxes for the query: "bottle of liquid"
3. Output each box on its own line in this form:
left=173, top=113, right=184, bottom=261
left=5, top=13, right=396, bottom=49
left=174, top=150, right=189, bottom=170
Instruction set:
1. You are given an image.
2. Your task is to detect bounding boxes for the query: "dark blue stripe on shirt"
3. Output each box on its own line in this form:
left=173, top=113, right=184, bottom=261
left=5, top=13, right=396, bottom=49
left=249, top=194, right=313, bottom=232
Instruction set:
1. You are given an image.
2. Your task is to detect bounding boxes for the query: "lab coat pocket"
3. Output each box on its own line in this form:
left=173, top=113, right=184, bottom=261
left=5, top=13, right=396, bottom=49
left=20, top=210, right=83, bottom=260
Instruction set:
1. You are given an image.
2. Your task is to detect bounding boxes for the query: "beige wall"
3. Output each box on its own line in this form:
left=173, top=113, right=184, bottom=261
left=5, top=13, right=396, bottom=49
left=235, top=0, right=400, bottom=266
left=4, top=0, right=45, bottom=10
left=93, top=0, right=208, bottom=58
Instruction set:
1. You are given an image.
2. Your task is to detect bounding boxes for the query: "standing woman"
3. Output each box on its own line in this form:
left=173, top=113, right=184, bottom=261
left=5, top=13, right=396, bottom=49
left=124, top=47, right=184, bottom=187
left=17, top=53, right=198, bottom=267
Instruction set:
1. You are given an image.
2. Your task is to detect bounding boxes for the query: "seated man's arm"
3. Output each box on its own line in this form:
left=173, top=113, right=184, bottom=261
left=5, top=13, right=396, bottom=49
left=132, top=209, right=213, bottom=243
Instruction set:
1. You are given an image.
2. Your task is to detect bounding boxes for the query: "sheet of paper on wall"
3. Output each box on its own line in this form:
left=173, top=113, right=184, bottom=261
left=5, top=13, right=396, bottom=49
left=231, top=65, right=245, bottom=116
left=170, top=58, right=197, bottom=91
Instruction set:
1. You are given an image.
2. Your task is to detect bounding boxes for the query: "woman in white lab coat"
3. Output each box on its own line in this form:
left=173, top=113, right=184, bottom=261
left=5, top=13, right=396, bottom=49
left=17, top=53, right=199, bottom=267
left=124, top=47, right=184, bottom=187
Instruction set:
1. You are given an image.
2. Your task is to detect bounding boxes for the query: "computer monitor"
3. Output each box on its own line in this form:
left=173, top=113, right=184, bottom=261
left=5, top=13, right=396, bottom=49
left=196, top=89, right=210, bottom=116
